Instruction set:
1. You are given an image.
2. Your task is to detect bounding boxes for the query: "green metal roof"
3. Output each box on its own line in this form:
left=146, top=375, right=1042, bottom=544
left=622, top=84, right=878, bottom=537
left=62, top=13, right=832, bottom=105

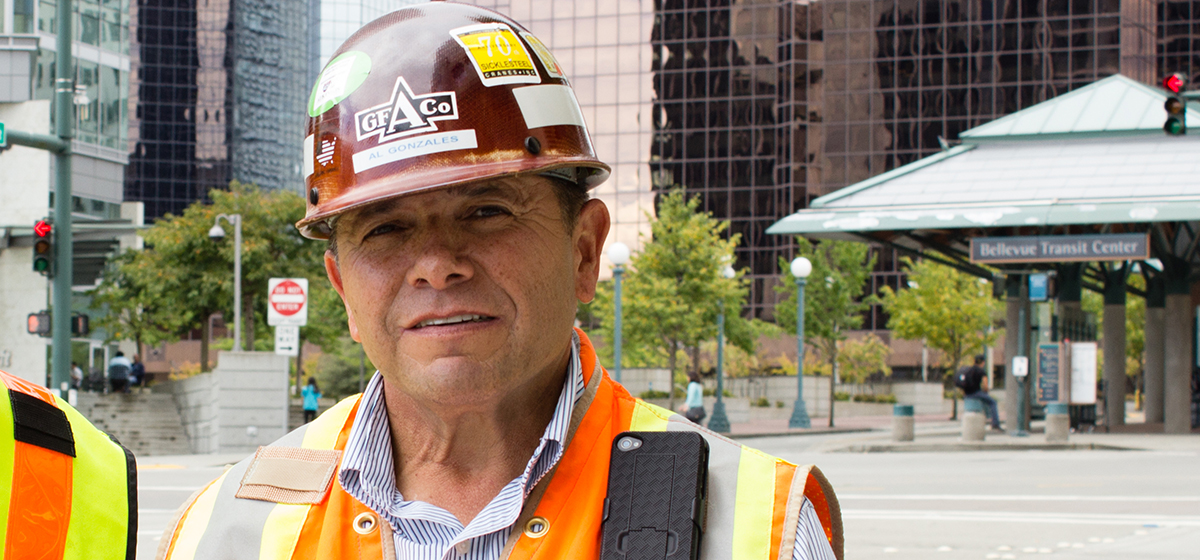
left=961, top=75, right=1200, bottom=139
left=768, top=75, right=1200, bottom=237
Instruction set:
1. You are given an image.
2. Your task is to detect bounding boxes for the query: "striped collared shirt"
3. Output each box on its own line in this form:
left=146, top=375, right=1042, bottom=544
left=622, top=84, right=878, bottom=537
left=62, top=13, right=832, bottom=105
left=339, top=334, right=835, bottom=560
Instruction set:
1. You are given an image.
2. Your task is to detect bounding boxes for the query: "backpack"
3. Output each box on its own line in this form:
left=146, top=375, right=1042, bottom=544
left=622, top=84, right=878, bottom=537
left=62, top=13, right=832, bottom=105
left=953, top=366, right=974, bottom=392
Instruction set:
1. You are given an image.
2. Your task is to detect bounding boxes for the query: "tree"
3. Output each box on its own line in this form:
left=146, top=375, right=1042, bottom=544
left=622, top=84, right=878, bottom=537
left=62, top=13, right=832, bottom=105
left=879, top=258, right=999, bottom=376
left=774, top=238, right=877, bottom=426
left=836, top=334, right=892, bottom=385
left=94, top=182, right=345, bottom=373
left=90, top=250, right=183, bottom=355
left=585, top=189, right=750, bottom=410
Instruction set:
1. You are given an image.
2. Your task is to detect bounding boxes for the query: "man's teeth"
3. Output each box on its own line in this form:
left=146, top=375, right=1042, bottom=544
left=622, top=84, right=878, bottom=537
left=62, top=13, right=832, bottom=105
left=416, top=314, right=489, bottom=328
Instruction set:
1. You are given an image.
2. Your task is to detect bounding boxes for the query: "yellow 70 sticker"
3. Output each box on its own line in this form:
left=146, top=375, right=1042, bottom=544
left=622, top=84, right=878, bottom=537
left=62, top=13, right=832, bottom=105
left=450, top=23, right=541, bottom=87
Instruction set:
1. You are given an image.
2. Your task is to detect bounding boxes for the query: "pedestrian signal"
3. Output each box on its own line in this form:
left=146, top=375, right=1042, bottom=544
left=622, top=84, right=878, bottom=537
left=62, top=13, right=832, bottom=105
left=71, top=314, right=89, bottom=336
left=1163, top=73, right=1188, bottom=136
left=32, top=219, right=53, bottom=276
left=27, top=312, right=51, bottom=337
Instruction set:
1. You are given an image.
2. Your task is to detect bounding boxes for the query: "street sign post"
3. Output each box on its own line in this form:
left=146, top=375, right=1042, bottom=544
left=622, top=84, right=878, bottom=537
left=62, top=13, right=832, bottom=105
left=275, top=326, right=300, bottom=356
left=267, top=278, right=309, bottom=327
left=0, top=122, right=6, bottom=148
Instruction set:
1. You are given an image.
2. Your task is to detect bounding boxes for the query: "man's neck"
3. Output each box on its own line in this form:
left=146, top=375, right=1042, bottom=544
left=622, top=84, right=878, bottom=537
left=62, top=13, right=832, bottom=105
left=380, top=353, right=570, bottom=525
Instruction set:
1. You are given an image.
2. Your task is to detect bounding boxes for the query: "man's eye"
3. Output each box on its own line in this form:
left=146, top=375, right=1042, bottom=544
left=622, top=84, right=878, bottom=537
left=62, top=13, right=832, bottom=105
left=364, top=224, right=397, bottom=239
left=471, top=206, right=510, bottom=218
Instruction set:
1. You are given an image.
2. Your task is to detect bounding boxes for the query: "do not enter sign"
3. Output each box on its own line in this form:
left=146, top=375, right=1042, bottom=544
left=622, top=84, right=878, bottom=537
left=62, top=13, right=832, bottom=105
left=267, top=278, right=308, bottom=327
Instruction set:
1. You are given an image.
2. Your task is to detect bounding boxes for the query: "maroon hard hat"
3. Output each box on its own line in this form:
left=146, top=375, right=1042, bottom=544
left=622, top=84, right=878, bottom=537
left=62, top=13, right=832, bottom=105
left=297, top=2, right=610, bottom=239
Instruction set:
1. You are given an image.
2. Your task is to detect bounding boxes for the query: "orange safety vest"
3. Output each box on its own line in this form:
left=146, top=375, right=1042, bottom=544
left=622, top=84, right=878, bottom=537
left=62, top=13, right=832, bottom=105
left=158, top=331, right=842, bottom=560
left=0, top=370, right=137, bottom=559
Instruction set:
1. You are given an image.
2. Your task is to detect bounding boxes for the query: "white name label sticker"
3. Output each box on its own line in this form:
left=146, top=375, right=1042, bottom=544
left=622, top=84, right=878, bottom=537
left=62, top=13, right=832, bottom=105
left=512, top=84, right=587, bottom=129
left=353, top=130, right=478, bottom=173
left=303, top=134, right=315, bottom=177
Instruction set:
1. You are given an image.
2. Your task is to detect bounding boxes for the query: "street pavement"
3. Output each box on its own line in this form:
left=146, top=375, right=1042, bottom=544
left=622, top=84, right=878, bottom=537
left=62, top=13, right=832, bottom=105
left=135, top=418, right=1200, bottom=559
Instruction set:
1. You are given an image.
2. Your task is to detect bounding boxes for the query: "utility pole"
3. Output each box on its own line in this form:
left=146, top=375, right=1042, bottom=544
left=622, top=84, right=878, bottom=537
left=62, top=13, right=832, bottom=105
left=6, top=1, right=75, bottom=393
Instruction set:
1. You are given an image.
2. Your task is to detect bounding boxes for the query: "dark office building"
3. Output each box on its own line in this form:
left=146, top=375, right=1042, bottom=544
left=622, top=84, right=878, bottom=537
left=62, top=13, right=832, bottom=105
left=650, top=0, right=824, bottom=319
left=126, top=0, right=312, bottom=219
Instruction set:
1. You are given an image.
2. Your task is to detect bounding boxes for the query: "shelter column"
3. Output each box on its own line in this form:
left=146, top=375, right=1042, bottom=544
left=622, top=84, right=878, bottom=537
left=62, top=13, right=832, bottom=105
left=1102, top=263, right=1129, bottom=429
left=1142, top=274, right=1165, bottom=424
left=1162, top=258, right=1192, bottom=434
left=1004, top=274, right=1026, bottom=432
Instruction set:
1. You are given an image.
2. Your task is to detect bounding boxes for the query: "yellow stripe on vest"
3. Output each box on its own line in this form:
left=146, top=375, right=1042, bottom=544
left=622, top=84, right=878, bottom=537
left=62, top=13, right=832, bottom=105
left=259, top=504, right=310, bottom=560
left=59, top=397, right=129, bottom=560
left=169, top=473, right=228, bottom=560
left=629, top=401, right=671, bottom=432
left=732, top=448, right=777, bottom=558
left=0, top=385, right=14, bottom=555
left=257, top=394, right=359, bottom=559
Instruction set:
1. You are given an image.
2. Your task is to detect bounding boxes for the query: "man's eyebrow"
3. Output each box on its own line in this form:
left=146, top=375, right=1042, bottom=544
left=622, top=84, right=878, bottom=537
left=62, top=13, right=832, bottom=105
left=443, top=182, right=517, bottom=199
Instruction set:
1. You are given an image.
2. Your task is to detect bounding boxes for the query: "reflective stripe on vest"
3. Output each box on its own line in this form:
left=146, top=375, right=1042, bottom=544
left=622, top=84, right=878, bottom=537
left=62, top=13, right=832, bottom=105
left=160, top=329, right=842, bottom=560
left=0, top=370, right=136, bottom=560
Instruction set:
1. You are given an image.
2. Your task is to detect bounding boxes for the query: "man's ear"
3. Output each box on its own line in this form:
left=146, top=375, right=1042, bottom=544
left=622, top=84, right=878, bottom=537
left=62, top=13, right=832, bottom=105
left=573, top=199, right=611, bottom=304
left=324, top=250, right=361, bottom=342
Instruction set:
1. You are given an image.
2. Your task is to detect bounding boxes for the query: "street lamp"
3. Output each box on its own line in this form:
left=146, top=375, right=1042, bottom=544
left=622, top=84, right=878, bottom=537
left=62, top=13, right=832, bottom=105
left=708, top=265, right=737, bottom=433
left=209, top=213, right=243, bottom=351
left=788, top=257, right=813, bottom=428
left=608, top=242, right=630, bottom=383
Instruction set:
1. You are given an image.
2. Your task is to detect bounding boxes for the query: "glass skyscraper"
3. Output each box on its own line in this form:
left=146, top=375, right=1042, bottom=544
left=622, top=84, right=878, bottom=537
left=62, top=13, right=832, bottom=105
left=125, top=0, right=312, bottom=219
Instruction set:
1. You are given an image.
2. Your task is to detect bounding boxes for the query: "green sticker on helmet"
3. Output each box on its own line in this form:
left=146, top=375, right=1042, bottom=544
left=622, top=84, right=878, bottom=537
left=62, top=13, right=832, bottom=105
left=308, top=51, right=372, bottom=117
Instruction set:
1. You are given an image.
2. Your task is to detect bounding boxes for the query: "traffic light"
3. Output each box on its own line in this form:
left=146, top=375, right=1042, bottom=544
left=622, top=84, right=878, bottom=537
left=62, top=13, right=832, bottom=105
left=32, top=219, right=53, bottom=276
left=71, top=314, right=89, bottom=337
left=1164, top=73, right=1188, bottom=136
left=26, top=312, right=51, bottom=337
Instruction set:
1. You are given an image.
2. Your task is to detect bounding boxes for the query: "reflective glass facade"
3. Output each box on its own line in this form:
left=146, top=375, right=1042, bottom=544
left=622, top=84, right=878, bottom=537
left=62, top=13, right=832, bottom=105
left=413, top=0, right=1200, bottom=325
left=125, top=0, right=312, bottom=220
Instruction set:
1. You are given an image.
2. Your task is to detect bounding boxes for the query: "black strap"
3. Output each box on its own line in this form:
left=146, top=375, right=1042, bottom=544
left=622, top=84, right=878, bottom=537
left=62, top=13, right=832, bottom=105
left=9, top=390, right=75, bottom=457
left=106, top=432, right=138, bottom=560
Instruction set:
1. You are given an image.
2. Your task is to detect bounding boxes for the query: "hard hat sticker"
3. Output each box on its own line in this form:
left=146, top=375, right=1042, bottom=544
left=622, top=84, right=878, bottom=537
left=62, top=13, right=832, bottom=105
left=450, top=23, right=540, bottom=87
left=355, top=77, right=460, bottom=143
left=513, top=85, right=586, bottom=129
left=520, top=32, right=565, bottom=81
left=353, top=130, right=478, bottom=173
left=309, top=51, right=372, bottom=117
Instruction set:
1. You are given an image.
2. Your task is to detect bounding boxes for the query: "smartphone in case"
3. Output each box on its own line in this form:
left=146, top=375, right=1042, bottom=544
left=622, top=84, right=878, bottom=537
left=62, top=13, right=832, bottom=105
left=600, top=431, right=709, bottom=560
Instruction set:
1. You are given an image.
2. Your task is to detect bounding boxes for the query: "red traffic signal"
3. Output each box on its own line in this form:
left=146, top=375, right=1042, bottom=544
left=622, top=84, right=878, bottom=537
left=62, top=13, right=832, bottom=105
left=33, top=219, right=52, bottom=237
left=32, top=219, right=53, bottom=276
left=1164, top=73, right=1187, bottom=94
left=27, top=312, right=51, bottom=337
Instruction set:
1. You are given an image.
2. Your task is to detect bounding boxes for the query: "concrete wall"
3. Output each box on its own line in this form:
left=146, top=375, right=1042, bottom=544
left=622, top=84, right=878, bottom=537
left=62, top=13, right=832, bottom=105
left=173, top=372, right=219, bottom=454
left=616, top=367, right=671, bottom=397
left=213, top=351, right=290, bottom=453
left=0, top=100, right=51, bottom=385
left=169, top=351, right=289, bottom=453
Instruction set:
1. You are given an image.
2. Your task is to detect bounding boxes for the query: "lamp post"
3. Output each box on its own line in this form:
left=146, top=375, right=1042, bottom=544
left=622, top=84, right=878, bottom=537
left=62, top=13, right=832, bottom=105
left=708, top=265, right=737, bottom=433
left=788, top=257, right=813, bottom=428
left=608, top=242, right=630, bottom=383
left=209, top=214, right=243, bottom=351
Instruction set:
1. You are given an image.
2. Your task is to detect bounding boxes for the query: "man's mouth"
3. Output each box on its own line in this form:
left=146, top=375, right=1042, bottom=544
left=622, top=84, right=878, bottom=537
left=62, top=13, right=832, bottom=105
left=413, top=314, right=493, bottom=328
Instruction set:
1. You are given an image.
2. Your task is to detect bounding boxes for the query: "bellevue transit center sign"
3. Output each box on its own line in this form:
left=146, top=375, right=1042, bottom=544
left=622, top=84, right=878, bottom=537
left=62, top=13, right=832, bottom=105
left=970, top=233, right=1149, bottom=264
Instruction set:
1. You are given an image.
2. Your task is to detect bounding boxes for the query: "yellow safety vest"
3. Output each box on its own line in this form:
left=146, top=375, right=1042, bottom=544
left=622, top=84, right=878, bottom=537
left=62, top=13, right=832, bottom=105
left=0, top=370, right=137, bottom=559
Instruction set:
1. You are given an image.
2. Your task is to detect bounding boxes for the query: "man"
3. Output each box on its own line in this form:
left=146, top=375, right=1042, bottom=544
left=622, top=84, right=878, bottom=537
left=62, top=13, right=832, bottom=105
left=956, top=355, right=1002, bottom=430
left=130, top=354, right=146, bottom=391
left=107, top=351, right=132, bottom=394
left=157, top=4, right=842, bottom=559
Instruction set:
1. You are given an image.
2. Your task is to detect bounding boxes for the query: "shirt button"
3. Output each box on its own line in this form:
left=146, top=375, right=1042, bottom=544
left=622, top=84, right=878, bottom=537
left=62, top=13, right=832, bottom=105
left=455, top=540, right=471, bottom=556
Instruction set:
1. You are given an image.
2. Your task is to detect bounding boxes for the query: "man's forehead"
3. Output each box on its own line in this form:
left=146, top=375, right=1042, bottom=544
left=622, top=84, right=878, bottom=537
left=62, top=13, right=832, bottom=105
left=342, top=178, right=544, bottom=223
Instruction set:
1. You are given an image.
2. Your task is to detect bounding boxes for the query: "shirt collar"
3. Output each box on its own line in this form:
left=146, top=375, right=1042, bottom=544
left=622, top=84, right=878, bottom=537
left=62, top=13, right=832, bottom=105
left=338, top=332, right=585, bottom=530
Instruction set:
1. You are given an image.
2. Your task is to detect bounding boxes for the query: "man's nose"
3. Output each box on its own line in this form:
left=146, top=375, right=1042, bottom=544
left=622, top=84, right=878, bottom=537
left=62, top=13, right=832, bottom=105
left=406, top=229, right=473, bottom=290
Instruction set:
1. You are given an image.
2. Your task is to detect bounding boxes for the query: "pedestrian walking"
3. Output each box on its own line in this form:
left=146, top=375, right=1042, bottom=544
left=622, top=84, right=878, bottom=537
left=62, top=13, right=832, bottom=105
left=301, top=377, right=321, bottom=424
left=70, top=361, right=83, bottom=390
left=130, top=354, right=146, bottom=391
left=955, top=354, right=1002, bottom=430
left=681, top=371, right=706, bottom=424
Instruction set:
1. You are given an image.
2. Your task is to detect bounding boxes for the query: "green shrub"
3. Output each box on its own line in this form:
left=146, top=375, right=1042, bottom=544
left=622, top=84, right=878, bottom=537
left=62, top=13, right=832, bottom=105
left=752, top=397, right=771, bottom=407
left=834, top=391, right=851, bottom=401
left=776, top=401, right=785, bottom=408
left=851, top=393, right=898, bottom=403
left=639, top=389, right=670, bottom=399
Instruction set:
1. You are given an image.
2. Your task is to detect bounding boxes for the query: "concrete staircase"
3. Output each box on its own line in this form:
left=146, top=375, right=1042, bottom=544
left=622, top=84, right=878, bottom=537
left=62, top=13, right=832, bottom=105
left=75, top=392, right=192, bottom=457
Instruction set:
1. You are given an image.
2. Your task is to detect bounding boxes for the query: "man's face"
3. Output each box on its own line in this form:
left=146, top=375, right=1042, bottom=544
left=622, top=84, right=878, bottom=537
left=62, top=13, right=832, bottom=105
left=325, top=176, right=609, bottom=408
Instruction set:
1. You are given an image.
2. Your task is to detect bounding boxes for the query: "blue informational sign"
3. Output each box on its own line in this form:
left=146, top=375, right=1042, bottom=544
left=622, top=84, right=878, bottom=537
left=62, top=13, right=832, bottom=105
left=1028, top=273, right=1048, bottom=302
